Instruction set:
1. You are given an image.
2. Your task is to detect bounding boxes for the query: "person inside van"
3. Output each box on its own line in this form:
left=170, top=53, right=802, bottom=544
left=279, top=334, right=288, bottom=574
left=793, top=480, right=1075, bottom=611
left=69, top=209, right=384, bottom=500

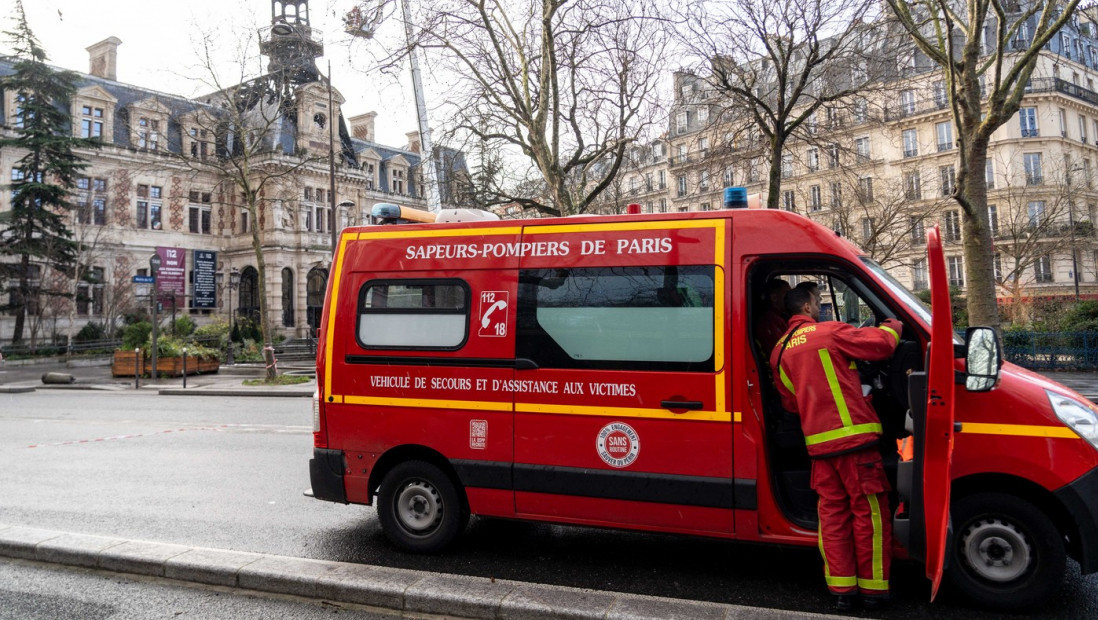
left=755, top=277, right=791, bottom=354
left=770, top=281, right=902, bottom=612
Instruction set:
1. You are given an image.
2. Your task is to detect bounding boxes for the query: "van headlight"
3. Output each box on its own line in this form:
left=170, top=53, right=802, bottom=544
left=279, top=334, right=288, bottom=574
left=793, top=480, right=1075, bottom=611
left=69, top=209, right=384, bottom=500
left=1047, top=389, right=1098, bottom=450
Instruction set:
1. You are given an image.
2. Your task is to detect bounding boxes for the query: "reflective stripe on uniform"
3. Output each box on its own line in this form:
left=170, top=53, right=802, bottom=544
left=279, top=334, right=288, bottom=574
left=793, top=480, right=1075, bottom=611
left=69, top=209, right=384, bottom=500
left=867, top=493, right=886, bottom=585
left=805, top=422, right=883, bottom=446
left=779, top=365, right=795, bottom=394
left=858, top=577, right=889, bottom=591
left=879, top=324, right=900, bottom=344
left=827, top=575, right=858, bottom=588
left=818, top=348, right=853, bottom=427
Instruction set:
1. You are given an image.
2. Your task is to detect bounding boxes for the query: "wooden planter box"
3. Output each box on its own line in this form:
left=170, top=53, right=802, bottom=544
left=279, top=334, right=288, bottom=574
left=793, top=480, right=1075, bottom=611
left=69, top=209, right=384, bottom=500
left=111, top=350, right=220, bottom=377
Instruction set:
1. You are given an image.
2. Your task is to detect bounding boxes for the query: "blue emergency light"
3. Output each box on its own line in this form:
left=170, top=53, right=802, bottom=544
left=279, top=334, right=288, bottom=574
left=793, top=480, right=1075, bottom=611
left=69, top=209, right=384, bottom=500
left=372, top=203, right=401, bottom=219
left=724, top=187, right=748, bottom=209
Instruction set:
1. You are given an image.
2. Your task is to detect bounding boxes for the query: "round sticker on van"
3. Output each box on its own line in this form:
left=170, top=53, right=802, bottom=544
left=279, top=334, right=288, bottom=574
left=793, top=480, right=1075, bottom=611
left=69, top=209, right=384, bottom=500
left=597, top=422, right=640, bottom=468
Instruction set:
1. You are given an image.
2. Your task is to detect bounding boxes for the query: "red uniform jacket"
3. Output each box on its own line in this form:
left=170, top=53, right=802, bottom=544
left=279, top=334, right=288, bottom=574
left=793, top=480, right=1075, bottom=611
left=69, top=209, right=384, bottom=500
left=770, top=316, right=901, bottom=458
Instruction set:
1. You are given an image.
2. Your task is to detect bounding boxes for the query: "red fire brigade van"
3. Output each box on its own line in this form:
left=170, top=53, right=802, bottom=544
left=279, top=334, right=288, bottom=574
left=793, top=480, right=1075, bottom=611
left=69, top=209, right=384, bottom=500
left=309, top=207, right=1098, bottom=609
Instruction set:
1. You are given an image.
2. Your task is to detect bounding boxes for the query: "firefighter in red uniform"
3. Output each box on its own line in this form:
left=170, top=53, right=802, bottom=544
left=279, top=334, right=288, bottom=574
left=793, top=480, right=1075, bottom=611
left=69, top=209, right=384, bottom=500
left=769, top=282, right=902, bottom=611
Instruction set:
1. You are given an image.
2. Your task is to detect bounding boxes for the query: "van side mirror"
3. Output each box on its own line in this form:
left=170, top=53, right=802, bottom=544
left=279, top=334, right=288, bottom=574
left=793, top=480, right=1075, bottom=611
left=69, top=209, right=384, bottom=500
left=964, top=327, right=1001, bottom=392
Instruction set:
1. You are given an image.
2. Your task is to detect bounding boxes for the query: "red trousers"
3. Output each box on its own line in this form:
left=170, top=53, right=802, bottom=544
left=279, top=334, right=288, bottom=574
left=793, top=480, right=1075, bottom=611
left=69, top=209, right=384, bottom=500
left=811, top=449, right=892, bottom=597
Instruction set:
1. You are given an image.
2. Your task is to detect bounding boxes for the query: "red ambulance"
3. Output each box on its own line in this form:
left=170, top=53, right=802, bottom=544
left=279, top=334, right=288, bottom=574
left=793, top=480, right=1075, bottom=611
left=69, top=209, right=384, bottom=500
left=308, top=207, right=1098, bottom=609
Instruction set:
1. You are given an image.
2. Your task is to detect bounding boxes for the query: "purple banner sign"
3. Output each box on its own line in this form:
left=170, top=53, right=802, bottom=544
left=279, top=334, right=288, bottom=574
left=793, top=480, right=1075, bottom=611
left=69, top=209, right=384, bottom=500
left=155, top=246, right=186, bottom=302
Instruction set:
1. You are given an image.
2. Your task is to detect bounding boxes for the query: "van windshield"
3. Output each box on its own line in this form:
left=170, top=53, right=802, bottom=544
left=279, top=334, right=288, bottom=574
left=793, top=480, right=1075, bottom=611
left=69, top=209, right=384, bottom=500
left=860, top=257, right=932, bottom=327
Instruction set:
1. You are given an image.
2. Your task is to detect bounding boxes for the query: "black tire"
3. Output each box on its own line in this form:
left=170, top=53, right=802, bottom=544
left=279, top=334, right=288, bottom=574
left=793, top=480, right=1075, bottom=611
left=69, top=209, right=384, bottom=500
left=376, top=460, right=467, bottom=553
left=946, top=492, right=1066, bottom=610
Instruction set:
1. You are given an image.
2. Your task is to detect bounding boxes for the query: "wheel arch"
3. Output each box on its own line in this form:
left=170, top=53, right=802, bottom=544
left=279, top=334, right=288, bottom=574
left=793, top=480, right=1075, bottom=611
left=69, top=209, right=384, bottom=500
left=368, top=445, right=469, bottom=510
left=952, top=473, right=1079, bottom=563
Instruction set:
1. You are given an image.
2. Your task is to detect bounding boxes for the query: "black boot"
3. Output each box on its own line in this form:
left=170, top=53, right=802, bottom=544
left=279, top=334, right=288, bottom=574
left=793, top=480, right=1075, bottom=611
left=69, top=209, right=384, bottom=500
left=834, top=593, right=858, bottom=612
left=861, top=592, right=891, bottom=610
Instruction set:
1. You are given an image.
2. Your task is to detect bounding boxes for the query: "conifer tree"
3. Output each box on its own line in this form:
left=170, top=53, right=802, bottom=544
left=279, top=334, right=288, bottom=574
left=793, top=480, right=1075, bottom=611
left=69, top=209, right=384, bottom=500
left=0, top=0, right=99, bottom=344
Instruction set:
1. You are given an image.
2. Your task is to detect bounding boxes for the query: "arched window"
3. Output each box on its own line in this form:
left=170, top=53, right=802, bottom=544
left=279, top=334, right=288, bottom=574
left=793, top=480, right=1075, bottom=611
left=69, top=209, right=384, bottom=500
left=306, top=267, right=328, bottom=334
left=239, top=266, right=260, bottom=324
left=282, top=267, right=295, bottom=327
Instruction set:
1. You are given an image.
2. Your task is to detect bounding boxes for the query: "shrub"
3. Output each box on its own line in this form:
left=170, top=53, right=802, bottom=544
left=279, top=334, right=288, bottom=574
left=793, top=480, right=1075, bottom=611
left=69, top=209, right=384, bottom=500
left=122, top=321, right=152, bottom=350
left=75, top=322, right=107, bottom=342
left=172, top=314, right=196, bottom=338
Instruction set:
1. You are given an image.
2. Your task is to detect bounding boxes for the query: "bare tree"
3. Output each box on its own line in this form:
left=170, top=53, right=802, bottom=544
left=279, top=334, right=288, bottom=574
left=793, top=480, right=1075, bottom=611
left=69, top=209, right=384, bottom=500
left=171, top=29, right=331, bottom=379
left=989, top=154, right=1089, bottom=325
left=381, top=0, right=670, bottom=216
left=677, top=0, right=885, bottom=211
left=885, top=0, right=1082, bottom=329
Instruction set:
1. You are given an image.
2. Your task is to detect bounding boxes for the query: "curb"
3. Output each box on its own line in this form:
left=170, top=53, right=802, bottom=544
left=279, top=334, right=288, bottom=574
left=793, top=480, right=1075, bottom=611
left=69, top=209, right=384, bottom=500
left=0, top=524, right=840, bottom=620
left=157, top=388, right=313, bottom=397
left=0, top=386, right=34, bottom=394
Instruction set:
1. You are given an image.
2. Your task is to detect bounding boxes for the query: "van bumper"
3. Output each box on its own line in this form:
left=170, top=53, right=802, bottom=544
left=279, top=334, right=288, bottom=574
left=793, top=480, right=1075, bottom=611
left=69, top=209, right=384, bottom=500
left=309, top=448, right=347, bottom=504
left=1054, top=464, right=1098, bottom=574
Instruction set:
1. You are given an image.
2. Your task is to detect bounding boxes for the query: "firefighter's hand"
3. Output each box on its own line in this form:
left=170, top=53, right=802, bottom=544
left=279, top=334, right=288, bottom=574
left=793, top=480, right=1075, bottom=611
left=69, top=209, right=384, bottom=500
left=880, top=318, right=903, bottom=341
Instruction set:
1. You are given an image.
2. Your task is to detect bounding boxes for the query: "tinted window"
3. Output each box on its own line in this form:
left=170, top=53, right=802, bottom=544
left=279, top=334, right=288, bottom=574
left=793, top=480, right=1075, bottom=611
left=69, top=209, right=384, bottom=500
left=518, top=266, right=715, bottom=371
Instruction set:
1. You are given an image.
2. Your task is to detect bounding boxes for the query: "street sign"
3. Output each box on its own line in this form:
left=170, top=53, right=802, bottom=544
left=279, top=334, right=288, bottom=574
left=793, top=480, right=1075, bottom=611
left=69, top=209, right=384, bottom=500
left=132, top=275, right=155, bottom=283
left=193, top=250, right=217, bottom=309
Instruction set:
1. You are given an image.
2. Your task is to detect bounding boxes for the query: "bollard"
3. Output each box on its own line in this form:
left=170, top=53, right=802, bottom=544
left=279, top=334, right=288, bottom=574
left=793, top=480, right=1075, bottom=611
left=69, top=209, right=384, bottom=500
left=135, top=348, right=140, bottom=390
left=182, top=348, right=188, bottom=389
left=41, top=372, right=76, bottom=385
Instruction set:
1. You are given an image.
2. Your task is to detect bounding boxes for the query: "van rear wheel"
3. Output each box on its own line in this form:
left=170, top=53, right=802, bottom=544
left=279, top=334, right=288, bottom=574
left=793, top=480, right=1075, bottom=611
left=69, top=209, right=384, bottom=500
left=377, top=461, right=466, bottom=553
left=946, top=492, right=1065, bottom=609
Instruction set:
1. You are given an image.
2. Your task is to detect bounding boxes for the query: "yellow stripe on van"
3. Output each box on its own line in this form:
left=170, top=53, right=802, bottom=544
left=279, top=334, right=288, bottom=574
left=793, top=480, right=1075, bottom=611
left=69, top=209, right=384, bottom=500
left=324, top=235, right=353, bottom=397
left=342, top=395, right=512, bottom=412
left=734, top=411, right=743, bottom=423
left=960, top=423, right=1081, bottom=439
left=516, top=402, right=732, bottom=423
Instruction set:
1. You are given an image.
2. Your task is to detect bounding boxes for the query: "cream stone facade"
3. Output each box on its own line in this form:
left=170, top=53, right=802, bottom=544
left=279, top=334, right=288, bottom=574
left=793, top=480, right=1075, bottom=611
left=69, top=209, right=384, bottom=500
left=1, top=2, right=468, bottom=345
left=600, top=14, right=1098, bottom=313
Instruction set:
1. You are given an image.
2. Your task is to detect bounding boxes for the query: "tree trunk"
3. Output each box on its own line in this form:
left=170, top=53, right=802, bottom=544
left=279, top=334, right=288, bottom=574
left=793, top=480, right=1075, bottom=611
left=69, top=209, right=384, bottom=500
left=248, top=202, right=277, bottom=380
left=958, top=137, right=1000, bottom=330
left=766, top=137, right=783, bottom=210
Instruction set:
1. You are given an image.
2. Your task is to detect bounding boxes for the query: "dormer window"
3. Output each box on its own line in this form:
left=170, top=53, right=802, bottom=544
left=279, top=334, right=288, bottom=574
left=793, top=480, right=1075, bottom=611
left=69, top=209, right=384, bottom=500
left=137, top=117, right=159, bottom=150
left=80, top=105, right=104, bottom=138
left=188, top=127, right=211, bottom=160
left=392, top=169, right=405, bottom=195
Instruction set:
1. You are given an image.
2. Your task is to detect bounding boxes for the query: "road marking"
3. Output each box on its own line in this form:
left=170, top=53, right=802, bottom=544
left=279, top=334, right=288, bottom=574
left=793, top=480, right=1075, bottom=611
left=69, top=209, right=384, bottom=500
left=23, top=423, right=310, bottom=448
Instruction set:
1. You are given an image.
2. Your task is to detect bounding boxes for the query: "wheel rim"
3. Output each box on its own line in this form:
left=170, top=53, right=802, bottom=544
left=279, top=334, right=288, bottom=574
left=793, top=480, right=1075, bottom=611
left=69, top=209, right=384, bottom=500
left=960, top=517, right=1032, bottom=583
left=394, top=480, right=443, bottom=535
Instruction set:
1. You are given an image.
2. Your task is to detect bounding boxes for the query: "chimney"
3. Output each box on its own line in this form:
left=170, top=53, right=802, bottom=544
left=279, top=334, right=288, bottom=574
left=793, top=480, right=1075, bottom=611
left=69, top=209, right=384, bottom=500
left=348, top=112, right=376, bottom=141
left=405, top=130, right=421, bottom=153
left=86, top=37, right=122, bottom=80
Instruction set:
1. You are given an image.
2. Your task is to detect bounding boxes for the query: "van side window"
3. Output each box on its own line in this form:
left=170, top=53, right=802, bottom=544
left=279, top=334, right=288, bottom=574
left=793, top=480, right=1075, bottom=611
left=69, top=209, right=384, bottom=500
left=517, top=266, right=715, bottom=371
left=357, top=279, right=469, bottom=349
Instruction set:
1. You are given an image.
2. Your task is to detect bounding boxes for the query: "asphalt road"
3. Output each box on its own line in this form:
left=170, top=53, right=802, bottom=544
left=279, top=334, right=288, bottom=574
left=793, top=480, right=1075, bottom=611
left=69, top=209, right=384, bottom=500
left=2, top=391, right=1098, bottom=618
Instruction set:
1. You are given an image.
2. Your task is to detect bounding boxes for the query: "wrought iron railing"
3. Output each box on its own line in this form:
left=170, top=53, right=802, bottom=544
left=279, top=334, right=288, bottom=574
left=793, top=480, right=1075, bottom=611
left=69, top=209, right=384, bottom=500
left=1003, top=331, right=1098, bottom=370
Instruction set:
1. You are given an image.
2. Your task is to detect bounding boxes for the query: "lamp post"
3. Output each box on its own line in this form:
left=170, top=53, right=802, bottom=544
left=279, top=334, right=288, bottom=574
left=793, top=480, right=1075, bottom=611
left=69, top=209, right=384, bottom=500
left=333, top=200, right=355, bottom=249
left=149, top=253, right=162, bottom=380
left=1069, top=201, right=1081, bottom=301
left=227, top=267, right=240, bottom=364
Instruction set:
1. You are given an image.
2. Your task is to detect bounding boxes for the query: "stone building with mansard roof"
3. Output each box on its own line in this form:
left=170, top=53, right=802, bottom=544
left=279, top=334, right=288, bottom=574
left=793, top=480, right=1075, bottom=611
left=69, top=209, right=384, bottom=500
left=0, top=0, right=469, bottom=343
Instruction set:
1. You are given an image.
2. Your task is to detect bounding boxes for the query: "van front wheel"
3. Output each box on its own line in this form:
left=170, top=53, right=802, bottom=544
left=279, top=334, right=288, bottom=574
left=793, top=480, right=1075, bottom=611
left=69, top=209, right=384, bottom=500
left=946, top=492, right=1065, bottom=609
left=377, top=461, right=466, bottom=553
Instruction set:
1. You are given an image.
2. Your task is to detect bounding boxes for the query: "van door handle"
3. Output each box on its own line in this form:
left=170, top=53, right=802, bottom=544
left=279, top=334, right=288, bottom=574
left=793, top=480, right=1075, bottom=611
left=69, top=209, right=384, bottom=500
left=661, top=400, right=703, bottom=410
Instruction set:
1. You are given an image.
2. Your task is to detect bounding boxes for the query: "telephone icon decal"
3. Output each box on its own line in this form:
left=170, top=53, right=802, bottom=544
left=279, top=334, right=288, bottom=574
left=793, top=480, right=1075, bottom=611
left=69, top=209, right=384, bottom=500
left=478, top=291, right=509, bottom=337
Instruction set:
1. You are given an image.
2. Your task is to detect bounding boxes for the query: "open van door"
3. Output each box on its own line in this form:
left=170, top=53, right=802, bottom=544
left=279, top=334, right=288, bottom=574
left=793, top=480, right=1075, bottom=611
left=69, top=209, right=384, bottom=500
left=923, top=226, right=957, bottom=600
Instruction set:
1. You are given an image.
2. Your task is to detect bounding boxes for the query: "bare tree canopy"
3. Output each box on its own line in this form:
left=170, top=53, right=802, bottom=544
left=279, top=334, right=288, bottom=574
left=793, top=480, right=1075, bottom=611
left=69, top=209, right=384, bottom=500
left=407, top=0, right=670, bottom=216
left=676, top=0, right=883, bottom=211
left=885, top=0, right=1083, bottom=329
